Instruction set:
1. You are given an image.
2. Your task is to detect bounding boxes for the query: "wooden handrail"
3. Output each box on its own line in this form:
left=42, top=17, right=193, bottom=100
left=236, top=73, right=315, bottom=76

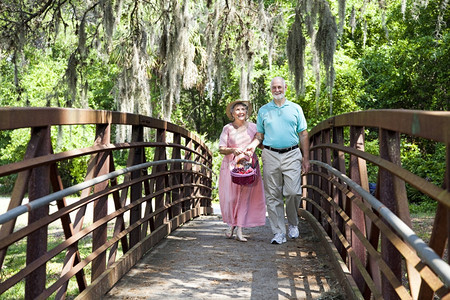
left=0, top=107, right=209, bottom=150
left=306, top=109, right=450, bottom=299
left=0, top=107, right=213, bottom=299
left=310, top=109, right=450, bottom=143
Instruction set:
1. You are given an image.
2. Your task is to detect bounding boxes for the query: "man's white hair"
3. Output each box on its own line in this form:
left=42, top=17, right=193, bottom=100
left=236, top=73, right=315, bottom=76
left=270, top=76, right=286, bottom=87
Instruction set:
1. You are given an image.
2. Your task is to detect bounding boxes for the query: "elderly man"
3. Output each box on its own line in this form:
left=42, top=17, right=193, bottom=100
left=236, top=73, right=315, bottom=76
left=247, top=76, right=310, bottom=244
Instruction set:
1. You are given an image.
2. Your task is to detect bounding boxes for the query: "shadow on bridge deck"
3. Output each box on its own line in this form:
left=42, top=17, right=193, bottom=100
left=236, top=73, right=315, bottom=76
left=102, top=204, right=346, bottom=300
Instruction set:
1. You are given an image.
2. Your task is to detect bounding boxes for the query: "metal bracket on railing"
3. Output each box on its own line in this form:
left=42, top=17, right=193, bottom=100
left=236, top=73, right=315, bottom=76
left=0, top=159, right=213, bottom=225
left=309, top=159, right=450, bottom=287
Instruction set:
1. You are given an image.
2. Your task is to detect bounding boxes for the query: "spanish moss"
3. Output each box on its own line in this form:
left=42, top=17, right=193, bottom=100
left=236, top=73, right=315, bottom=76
left=115, top=29, right=151, bottom=142
left=286, top=12, right=306, bottom=96
left=315, top=0, right=337, bottom=96
left=338, top=0, right=346, bottom=37
left=0, top=0, right=444, bottom=130
left=350, top=6, right=356, bottom=36
left=435, top=0, right=448, bottom=39
left=288, top=0, right=337, bottom=116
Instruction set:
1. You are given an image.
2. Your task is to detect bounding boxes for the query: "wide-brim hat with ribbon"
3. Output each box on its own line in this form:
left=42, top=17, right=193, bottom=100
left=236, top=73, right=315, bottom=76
left=226, top=100, right=252, bottom=120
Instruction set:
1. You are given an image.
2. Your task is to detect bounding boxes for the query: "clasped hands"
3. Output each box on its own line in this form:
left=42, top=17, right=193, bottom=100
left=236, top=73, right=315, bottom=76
left=233, top=146, right=255, bottom=158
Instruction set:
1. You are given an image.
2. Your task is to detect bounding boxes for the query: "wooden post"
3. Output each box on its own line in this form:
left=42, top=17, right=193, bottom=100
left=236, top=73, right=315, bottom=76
left=312, top=134, right=321, bottom=219
left=332, top=126, right=346, bottom=261
left=129, top=125, right=144, bottom=247
left=25, top=126, right=51, bottom=300
left=349, top=126, right=368, bottom=296
left=91, top=124, right=111, bottom=281
left=379, top=129, right=403, bottom=300
left=418, top=146, right=450, bottom=299
left=183, top=138, right=193, bottom=212
left=154, top=128, right=167, bottom=228
left=171, top=133, right=182, bottom=217
left=0, top=129, right=42, bottom=267
left=321, top=128, right=332, bottom=235
left=193, top=142, right=202, bottom=209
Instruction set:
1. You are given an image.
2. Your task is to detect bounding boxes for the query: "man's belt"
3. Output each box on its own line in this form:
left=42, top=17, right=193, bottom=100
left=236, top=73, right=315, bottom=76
left=265, top=144, right=299, bottom=154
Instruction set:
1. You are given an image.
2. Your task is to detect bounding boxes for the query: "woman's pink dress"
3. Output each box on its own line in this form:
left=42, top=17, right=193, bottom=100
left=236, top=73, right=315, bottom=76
left=218, top=122, right=266, bottom=227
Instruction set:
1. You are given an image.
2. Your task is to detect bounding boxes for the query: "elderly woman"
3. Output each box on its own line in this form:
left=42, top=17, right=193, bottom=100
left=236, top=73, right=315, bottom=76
left=218, top=100, right=266, bottom=242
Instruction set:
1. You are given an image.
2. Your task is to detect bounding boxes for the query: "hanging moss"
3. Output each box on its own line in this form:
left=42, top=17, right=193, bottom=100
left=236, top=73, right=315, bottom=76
left=363, top=19, right=367, bottom=48
left=65, top=53, right=78, bottom=108
left=203, top=0, right=265, bottom=104
left=257, top=1, right=280, bottom=71
left=114, top=26, right=151, bottom=141
left=338, top=0, right=346, bottom=37
left=0, top=0, right=445, bottom=124
left=204, top=0, right=223, bottom=100
left=315, top=0, right=337, bottom=91
left=78, top=18, right=87, bottom=59
left=350, top=6, right=356, bottom=36
left=378, top=0, right=389, bottom=40
left=411, top=0, right=430, bottom=20
left=102, top=0, right=115, bottom=48
left=435, top=0, right=448, bottom=39
left=157, top=0, right=204, bottom=120
left=287, top=0, right=337, bottom=115
left=286, top=12, right=306, bottom=96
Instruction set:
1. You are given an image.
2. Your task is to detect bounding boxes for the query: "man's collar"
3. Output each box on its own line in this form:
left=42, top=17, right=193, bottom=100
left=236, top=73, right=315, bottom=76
left=270, top=99, right=290, bottom=107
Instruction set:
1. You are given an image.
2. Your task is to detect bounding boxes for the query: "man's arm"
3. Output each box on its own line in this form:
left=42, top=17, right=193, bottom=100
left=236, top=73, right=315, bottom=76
left=299, top=130, right=310, bottom=173
left=245, top=132, right=264, bottom=155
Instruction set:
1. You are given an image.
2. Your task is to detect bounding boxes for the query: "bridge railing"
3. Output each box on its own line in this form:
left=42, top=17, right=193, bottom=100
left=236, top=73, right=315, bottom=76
left=0, top=107, right=213, bottom=299
left=304, top=109, right=450, bottom=300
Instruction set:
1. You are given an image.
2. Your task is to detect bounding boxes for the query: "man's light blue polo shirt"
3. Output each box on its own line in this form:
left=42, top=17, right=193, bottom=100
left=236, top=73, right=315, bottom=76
left=256, top=99, right=307, bottom=149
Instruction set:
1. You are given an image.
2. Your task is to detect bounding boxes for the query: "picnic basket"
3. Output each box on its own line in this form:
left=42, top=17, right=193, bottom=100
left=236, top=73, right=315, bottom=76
left=230, top=154, right=258, bottom=185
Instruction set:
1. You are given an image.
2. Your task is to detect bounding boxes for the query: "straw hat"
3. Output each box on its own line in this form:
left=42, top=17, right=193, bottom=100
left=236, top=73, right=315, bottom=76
left=225, top=100, right=252, bottom=120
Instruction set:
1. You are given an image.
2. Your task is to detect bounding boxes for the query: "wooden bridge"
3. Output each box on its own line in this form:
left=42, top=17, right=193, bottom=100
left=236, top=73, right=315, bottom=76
left=0, top=107, right=448, bottom=299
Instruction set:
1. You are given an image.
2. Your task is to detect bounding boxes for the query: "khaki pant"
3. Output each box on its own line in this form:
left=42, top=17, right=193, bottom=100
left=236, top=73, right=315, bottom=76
left=261, top=147, right=302, bottom=235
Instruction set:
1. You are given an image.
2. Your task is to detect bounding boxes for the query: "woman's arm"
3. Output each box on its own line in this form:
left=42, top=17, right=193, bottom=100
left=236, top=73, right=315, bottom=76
left=219, top=146, right=243, bottom=156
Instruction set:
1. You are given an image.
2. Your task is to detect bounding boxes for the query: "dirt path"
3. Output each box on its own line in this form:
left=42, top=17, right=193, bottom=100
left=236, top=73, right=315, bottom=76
left=102, top=208, right=346, bottom=300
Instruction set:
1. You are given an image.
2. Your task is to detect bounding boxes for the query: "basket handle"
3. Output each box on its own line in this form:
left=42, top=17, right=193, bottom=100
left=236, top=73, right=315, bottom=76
left=233, top=153, right=257, bottom=168
left=244, top=154, right=258, bottom=168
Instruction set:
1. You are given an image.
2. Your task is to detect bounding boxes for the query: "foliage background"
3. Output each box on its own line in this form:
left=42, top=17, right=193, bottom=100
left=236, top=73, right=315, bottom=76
left=0, top=0, right=448, bottom=207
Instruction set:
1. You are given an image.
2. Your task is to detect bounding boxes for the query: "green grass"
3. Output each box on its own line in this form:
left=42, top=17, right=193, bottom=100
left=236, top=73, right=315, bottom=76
left=409, top=199, right=437, bottom=215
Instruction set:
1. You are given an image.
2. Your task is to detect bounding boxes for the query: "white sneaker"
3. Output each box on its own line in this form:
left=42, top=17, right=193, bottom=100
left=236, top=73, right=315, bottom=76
left=288, top=224, right=299, bottom=239
left=271, top=233, right=287, bottom=244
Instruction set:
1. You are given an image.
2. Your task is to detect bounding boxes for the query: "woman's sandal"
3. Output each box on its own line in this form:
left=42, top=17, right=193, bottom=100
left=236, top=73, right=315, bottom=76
left=236, top=227, right=247, bottom=242
left=225, top=226, right=235, bottom=238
